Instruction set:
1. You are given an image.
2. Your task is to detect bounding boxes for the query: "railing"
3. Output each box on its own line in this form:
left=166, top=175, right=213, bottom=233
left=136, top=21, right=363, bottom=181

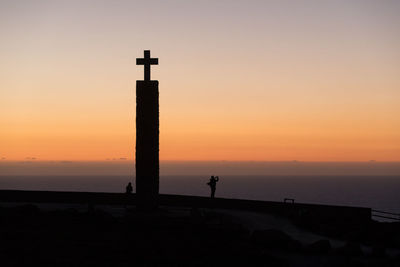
left=372, top=209, right=400, bottom=221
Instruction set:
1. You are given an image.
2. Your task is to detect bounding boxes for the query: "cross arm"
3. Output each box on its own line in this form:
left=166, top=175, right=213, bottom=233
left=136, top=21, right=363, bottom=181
left=136, top=58, right=145, bottom=65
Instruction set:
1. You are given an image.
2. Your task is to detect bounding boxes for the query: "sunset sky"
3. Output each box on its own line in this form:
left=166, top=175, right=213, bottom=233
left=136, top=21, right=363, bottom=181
left=1, top=0, right=399, bottom=161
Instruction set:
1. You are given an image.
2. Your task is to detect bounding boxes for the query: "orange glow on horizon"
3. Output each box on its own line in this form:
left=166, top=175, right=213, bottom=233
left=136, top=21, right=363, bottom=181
left=2, top=113, right=399, bottom=161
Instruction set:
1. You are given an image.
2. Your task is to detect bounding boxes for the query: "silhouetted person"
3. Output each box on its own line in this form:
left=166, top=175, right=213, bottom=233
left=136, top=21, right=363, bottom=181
left=125, top=182, right=133, bottom=209
left=207, top=176, right=219, bottom=198
left=126, top=182, right=133, bottom=194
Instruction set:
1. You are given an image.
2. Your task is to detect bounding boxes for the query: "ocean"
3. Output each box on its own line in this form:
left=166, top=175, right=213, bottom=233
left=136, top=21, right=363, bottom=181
left=1, top=175, right=399, bottom=214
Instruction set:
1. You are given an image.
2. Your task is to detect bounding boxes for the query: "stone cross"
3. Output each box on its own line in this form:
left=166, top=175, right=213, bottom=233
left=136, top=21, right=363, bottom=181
left=136, top=50, right=158, bottom=81
left=135, top=50, right=159, bottom=210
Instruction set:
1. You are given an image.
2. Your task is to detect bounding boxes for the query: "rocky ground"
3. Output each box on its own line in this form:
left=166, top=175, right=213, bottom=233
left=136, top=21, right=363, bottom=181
left=0, top=204, right=399, bottom=266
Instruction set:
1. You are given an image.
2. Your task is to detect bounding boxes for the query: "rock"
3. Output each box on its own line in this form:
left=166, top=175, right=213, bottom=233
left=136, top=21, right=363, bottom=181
left=286, top=239, right=303, bottom=252
left=306, top=239, right=331, bottom=254
left=251, top=229, right=302, bottom=251
left=371, top=244, right=386, bottom=257
left=337, top=241, right=363, bottom=257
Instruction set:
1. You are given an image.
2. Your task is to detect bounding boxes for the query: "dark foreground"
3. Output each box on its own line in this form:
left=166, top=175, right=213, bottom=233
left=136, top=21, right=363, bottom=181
left=0, top=190, right=372, bottom=222
left=1, top=203, right=400, bottom=267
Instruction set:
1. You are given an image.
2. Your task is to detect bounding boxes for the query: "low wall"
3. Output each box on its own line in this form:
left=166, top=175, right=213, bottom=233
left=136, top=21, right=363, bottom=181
left=0, top=190, right=371, bottom=223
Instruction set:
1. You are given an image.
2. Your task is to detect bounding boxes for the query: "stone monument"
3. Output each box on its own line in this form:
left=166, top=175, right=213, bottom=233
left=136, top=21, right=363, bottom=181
left=136, top=50, right=159, bottom=210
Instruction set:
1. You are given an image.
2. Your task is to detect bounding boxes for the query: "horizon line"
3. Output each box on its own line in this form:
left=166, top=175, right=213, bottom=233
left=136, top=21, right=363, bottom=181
left=2, top=160, right=400, bottom=163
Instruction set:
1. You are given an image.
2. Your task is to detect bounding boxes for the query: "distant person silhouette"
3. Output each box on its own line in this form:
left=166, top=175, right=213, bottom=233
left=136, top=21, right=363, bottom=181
left=125, top=182, right=133, bottom=209
left=207, top=176, right=219, bottom=198
left=126, top=182, right=133, bottom=194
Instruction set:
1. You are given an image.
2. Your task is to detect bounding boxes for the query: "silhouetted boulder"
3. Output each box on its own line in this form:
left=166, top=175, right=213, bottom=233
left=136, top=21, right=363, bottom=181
left=337, top=241, right=363, bottom=257
left=251, top=229, right=302, bottom=251
left=306, top=239, right=331, bottom=254
left=287, top=239, right=302, bottom=252
left=371, top=244, right=386, bottom=257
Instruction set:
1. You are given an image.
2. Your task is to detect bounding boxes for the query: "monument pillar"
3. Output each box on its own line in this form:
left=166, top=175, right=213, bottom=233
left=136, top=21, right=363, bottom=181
left=136, top=50, right=159, bottom=210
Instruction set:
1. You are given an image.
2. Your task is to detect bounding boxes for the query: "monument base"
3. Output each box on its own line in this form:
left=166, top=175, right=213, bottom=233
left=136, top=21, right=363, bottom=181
left=136, top=80, right=159, bottom=210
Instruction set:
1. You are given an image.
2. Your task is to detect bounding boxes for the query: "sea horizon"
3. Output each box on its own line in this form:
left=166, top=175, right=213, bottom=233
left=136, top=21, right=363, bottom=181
left=1, top=174, right=399, bottom=215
